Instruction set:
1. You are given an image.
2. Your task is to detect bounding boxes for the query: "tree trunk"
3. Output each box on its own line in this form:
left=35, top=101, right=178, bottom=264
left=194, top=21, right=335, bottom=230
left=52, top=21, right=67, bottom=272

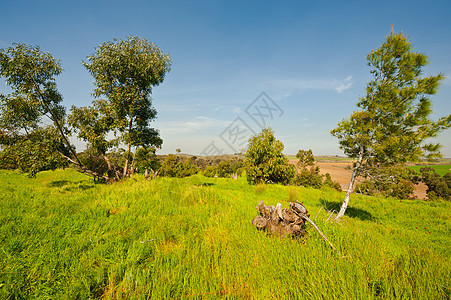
left=334, top=148, right=364, bottom=220
left=123, top=116, right=134, bottom=177
left=130, top=147, right=137, bottom=174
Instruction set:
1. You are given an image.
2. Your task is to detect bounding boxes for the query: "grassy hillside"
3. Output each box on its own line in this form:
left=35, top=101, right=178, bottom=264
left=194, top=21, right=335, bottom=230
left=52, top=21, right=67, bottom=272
left=0, top=169, right=450, bottom=299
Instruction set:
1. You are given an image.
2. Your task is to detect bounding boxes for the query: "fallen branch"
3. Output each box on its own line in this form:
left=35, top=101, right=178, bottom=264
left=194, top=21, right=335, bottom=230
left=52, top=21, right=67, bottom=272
left=301, top=215, right=336, bottom=250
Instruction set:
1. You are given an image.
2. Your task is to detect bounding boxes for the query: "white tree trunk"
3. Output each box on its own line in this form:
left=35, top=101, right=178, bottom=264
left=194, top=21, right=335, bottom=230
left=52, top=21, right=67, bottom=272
left=334, top=149, right=364, bottom=220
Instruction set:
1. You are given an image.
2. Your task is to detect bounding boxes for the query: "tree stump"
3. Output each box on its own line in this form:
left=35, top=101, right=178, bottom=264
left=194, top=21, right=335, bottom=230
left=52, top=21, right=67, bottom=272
left=252, top=200, right=337, bottom=250
left=252, top=200, right=309, bottom=237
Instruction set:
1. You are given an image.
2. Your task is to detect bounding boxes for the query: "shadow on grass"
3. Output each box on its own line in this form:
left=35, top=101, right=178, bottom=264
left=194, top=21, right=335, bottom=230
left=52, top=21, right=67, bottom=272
left=320, top=198, right=374, bottom=221
left=48, top=180, right=71, bottom=187
left=195, top=183, right=215, bottom=187
left=49, top=180, right=94, bottom=191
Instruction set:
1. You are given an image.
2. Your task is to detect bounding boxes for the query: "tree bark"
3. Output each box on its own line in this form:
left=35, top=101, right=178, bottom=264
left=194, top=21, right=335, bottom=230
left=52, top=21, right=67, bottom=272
left=334, top=148, right=364, bottom=220
left=123, top=115, right=134, bottom=177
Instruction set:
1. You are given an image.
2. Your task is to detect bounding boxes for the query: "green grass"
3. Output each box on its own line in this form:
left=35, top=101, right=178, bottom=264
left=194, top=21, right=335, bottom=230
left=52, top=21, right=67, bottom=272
left=407, top=164, right=451, bottom=176
left=0, top=169, right=450, bottom=299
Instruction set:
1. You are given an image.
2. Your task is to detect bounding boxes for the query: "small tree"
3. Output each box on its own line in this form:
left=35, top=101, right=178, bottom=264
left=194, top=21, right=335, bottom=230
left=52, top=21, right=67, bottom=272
left=81, top=36, right=171, bottom=177
left=331, top=29, right=451, bottom=219
left=294, top=149, right=323, bottom=188
left=245, top=128, right=295, bottom=185
left=0, top=43, right=107, bottom=179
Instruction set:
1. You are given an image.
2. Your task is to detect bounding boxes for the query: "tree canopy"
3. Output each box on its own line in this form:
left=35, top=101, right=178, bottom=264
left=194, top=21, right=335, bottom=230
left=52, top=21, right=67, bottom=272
left=331, top=30, right=451, bottom=219
left=245, top=128, right=295, bottom=185
left=72, top=36, right=171, bottom=177
left=0, top=44, right=76, bottom=176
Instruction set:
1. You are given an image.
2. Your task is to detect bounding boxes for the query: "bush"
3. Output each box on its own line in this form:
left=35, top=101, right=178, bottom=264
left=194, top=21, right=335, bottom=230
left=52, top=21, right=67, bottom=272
left=201, top=158, right=245, bottom=178
left=133, top=147, right=161, bottom=173
left=420, top=167, right=451, bottom=200
left=203, top=165, right=217, bottom=177
left=245, top=128, right=295, bottom=185
left=294, top=149, right=341, bottom=191
left=323, top=173, right=342, bottom=191
left=294, top=166, right=323, bottom=188
left=78, top=146, right=109, bottom=178
left=160, top=154, right=198, bottom=178
left=355, top=164, right=416, bottom=199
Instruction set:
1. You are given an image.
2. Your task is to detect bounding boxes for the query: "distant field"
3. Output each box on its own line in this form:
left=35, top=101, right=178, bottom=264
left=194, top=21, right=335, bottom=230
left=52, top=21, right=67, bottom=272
left=0, top=169, right=450, bottom=299
left=286, top=155, right=353, bottom=162
left=407, top=164, right=451, bottom=176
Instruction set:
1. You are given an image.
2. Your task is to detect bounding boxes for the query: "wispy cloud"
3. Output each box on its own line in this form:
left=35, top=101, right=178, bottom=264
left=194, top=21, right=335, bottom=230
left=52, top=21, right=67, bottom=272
left=266, top=75, right=354, bottom=93
left=156, top=116, right=230, bottom=134
left=334, top=76, right=354, bottom=93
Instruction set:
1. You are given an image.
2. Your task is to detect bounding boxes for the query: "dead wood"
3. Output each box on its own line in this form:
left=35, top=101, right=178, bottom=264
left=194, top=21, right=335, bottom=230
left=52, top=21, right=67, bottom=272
left=252, top=200, right=336, bottom=250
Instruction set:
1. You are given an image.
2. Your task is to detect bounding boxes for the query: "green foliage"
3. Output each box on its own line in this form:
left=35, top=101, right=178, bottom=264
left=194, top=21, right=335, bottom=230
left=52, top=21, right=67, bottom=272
left=77, top=146, right=109, bottom=179
left=0, top=169, right=449, bottom=298
left=160, top=154, right=198, bottom=178
left=245, top=128, right=295, bottom=185
left=420, top=167, right=451, bottom=200
left=133, top=146, right=161, bottom=173
left=203, top=165, right=217, bottom=177
left=0, top=43, right=74, bottom=176
left=294, top=166, right=323, bottom=188
left=356, top=165, right=417, bottom=199
left=296, top=149, right=315, bottom=168
left=73, top=36, right=171, bottom=176
left=0, top=126, right=68, bottom=177
left=331, top=30, right=450, bottom=217
left=295, top=149, right=323, bottom=188
left=203, top=159, right=245, bottom=178
left=68, top=99, right=117, bottom=155
left=323, top=173, right=342, bottom=191
left=332, top=30, right=450, bottom=165
left=106, top=148, right=127, bottom=170
left=294, top=149, right=341, bottom=191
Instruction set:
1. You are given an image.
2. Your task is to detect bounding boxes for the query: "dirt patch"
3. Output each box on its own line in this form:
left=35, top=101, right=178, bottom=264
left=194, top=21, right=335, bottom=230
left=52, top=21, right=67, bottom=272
left=290, top=160, right=428, bottom=199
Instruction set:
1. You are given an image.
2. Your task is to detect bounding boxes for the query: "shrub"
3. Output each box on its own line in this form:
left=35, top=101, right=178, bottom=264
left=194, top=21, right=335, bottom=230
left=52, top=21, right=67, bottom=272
left=355, top=164, right=416, bottom=199
left=245, top=128, right=295, bottom=185
left=0, top=126, right=69, bottom=177
left=294, top=149, right=341, bottom=191
left=78, top=146, right=109, bottom=178
left=323, top=173, right=342, bottom=191
left=160, top=154, right=198, bottom=178
left=294, top=166, right=323, bottom=189
left=420, top=167, right=451, bottom=200
left=203, top=165, right=217, bottom=177
left=133, top=147, right=161, bottom=173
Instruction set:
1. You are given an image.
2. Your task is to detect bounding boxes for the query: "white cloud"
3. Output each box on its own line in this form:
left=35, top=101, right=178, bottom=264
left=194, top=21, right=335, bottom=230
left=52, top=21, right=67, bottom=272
left=266, top=75, right=354, bottom=93
left=334, top=76, right=354, bottom=93
left=155, top=116, right=230, bottom=134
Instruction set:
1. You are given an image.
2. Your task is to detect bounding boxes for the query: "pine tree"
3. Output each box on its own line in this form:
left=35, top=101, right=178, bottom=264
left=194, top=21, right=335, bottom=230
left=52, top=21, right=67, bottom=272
left=331, top=29, right=451, bottom=220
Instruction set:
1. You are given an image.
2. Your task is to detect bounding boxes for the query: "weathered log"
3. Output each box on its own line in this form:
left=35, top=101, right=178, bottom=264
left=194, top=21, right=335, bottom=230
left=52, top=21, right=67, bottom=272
left=252, top=200, right=336, bottom=250
left=252, top=215, right=267, bottom=229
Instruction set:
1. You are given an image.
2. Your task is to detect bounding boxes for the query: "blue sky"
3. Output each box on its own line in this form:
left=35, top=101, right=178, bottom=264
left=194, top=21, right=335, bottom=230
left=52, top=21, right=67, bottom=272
left=1, top=0, right=450, bottom=156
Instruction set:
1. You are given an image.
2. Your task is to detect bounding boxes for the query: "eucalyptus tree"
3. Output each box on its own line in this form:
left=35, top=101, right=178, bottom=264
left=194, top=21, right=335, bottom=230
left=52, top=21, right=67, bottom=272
left=331, top=30, right=451, bottom=220
left=80, top=36, right=171, bottom=177
left=0, top=43, right=100, bottom=177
